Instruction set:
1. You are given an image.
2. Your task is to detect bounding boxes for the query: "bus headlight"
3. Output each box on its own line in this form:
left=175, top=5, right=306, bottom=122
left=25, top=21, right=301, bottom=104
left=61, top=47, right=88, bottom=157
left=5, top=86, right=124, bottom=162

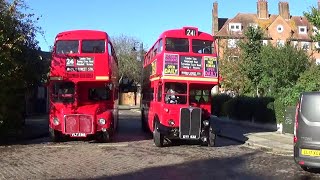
left=53, top=117, right=60, bottom=125
left=98, top=118, right=106, bottom=125
left=203, top=120, right=209, bottom=126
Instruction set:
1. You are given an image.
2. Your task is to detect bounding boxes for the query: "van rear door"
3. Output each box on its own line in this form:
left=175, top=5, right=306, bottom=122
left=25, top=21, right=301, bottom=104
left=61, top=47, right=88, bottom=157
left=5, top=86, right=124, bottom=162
left=298, top=92, right=320, bottom=152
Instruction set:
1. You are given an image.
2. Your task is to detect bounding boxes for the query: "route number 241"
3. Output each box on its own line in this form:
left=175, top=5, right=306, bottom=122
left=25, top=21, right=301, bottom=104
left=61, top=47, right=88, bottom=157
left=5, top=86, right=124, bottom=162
left=185, top=29, right=196, bottom=36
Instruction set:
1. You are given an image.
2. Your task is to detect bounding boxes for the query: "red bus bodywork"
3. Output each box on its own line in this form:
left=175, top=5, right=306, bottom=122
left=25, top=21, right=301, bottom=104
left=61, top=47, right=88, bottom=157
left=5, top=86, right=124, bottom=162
left=48, top=30, right=119, bottom=142
left=141, top=27, right=219, bottom=147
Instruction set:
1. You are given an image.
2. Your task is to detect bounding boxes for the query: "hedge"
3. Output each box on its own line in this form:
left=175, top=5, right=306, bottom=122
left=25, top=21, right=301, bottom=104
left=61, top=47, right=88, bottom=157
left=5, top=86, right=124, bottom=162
left=212, top=94, right=276, bottom=124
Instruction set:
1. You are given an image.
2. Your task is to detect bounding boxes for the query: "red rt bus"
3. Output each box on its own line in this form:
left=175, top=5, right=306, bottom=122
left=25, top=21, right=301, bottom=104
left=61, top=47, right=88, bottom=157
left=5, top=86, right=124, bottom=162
left=48, top=30, right=119, bottom=142
left=141, top=27, right=219, bottom=147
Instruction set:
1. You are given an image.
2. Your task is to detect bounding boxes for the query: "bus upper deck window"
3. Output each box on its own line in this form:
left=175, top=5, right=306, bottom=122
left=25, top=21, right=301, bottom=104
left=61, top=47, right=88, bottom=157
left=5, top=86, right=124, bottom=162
left=165, top=38, right=189, bottom=52
left=82, top=40, right=106, bottom=53
left=55, top=40, right=79, bottom=54
left=192, top=40, right=215, bottom=54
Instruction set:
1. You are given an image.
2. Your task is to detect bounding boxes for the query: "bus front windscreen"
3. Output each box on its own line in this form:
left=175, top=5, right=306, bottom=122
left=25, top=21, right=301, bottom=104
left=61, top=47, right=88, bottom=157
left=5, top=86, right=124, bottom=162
left=52, top=82, right=75, bottom=103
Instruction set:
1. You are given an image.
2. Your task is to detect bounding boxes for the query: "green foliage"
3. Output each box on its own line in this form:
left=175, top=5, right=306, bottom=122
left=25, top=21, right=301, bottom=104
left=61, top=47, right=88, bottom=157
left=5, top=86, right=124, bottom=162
left=304, top=7, right=320, bottom=43
left=112, top=35, right=143, bottom=84
left=0, top=0, right=47, bottom=133
left=258, top=44, right=310, bottom=96
left=238, top=26, right=264, bottom=89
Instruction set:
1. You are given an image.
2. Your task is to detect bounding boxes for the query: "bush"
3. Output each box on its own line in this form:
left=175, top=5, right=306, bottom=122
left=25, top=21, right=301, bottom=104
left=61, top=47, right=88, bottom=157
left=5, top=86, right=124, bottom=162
left=220, top=96, right=276, bottom=124
left=211, top=94, right=232, bottom=116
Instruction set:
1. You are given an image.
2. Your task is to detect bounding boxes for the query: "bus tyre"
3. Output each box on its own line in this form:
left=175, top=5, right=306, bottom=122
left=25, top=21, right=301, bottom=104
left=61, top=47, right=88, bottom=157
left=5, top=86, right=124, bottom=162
left=141, top=112, right=148, bottom=132
left=49, top=127, right=61, bottom=142
left=97, top=130, right=111, bottom=143
left=153, top=122, right=164, bottom=147
left=208, top=127, right=216, bottom=147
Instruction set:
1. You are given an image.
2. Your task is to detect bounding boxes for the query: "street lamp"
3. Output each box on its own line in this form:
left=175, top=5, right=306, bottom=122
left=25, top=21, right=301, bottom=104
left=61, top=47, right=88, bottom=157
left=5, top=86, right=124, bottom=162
left=132, top=42, right=144, bottom=61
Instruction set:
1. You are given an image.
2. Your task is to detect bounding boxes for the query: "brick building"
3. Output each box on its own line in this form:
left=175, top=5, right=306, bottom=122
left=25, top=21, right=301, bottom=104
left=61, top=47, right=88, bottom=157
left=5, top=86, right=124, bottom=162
left=212, top=0, right=320, bottom=64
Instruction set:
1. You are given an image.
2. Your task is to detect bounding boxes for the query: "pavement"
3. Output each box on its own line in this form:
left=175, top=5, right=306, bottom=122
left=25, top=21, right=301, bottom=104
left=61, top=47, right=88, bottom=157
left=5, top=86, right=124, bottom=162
left=0, top=115, right=48, bottom=145
left=211, top=115, right=293, bottom=156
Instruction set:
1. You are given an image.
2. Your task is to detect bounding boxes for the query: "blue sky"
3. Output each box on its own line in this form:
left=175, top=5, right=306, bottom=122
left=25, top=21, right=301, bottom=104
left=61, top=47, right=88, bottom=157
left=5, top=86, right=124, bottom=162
left=26, top=0, right=318, bottom=52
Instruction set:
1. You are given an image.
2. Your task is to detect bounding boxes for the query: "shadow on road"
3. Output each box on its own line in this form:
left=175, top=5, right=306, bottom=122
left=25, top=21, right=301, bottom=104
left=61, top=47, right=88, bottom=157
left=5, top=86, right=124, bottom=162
left=68, top=151, right=281, bottom=180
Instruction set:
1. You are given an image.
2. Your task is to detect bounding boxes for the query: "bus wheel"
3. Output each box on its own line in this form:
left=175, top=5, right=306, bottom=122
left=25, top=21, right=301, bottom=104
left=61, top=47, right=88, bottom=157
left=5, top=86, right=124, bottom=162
left=208, top=127, right=216, bottom=147
left=49, top=127, right=61, bottom=142
left=153, top=121, right=164, bottom=147
left=97, top=130, right=111, bottom=143
left=141, top=111, right=148, bottom=132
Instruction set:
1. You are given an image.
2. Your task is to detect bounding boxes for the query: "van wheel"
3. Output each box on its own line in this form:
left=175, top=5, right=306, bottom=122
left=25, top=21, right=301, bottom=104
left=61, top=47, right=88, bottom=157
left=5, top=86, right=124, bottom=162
left=208, top=127, right=216, bottom=147
left=49, top=127, right=61, bottom=142
left=153, top=122, right=164, bottom=147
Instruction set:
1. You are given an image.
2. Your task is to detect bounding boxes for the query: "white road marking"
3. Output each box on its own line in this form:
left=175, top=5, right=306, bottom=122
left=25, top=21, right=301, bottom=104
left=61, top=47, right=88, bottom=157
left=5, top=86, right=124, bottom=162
left=43, top=145, right=73, bottom=148
left=97, top=143, right=129, bottom=147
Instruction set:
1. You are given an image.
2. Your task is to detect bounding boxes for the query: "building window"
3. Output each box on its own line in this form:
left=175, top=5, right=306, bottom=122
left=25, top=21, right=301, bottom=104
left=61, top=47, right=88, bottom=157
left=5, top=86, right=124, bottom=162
left=249, top=23, right=258, bottom=29
left=315, top=42, right=320, bottom=50
left=292, top=41, right=298, bottom=47
left=299, top=26, right=307, bottom=34
left=227, top=39, right=238, bottom=48
left=262, top=40, right=268, bottom=46
left=301, top=42, right=310, bottom=51
left=313, top=26, right=319, bottom=36
left=277, top=25, right=284, bottom=33
left=229, top=23, right=242, bottom=32
left=228, top=56, right=239, bottom=61
left=277, top=40, right=285, bottom=47
left=316, top=59, right=320, bottom=65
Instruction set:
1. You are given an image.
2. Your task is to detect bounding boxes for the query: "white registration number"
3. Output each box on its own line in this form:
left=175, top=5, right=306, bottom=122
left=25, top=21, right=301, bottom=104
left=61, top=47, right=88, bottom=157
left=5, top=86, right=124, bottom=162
left=182, top=135, right=197, bottom=139
left=71, top=133, right=86, bottom=137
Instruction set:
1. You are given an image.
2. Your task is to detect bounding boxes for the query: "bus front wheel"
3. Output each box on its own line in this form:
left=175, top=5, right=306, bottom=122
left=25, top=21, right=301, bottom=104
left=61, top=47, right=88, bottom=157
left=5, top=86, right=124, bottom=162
left=49, top=127, right=61, bottom=142
left=153, top=121, right=164, bottom=147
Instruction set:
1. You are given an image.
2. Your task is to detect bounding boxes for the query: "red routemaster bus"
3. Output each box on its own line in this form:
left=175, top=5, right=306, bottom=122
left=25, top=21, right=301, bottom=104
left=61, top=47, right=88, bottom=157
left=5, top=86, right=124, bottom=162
left=48, top=30, right=119, bottom=142
left=141, top=27, right=219, bottom=147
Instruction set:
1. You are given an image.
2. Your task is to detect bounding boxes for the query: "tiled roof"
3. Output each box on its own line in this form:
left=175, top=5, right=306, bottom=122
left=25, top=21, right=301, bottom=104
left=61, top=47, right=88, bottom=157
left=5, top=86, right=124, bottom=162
left=216, top=12, right=314, bottom=41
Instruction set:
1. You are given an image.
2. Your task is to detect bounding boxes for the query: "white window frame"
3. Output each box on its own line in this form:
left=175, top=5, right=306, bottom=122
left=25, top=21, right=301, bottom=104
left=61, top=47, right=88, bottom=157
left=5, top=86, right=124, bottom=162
left=277, top=40, right=285, bottom=47
left=262, top=40, right=268, bottom=46
left=228, top=56, right=239, bottom=61
left=301, top=41, right=310, bottom=51
left=277, top=25, right=284, bottom=33
left=227, top=39, right=238, bottom=48
left=298, top=26, right=307, bottom=34
left=292, top=41, right=298, bottom=47
left=316, top=59, right=320, bottom=65
left=313, top=26, right=319, bottom=36
left=229, top=23, right=242, bottom=32
left=249, top=23, right=258, bottom=29
left=315, top=42, right=320, bottom=49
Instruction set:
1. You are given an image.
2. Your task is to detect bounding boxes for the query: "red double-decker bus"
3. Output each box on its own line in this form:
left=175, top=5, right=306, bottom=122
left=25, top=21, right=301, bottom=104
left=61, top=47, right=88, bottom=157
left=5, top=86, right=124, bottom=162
left=141, top=27, right=219, bottom=147
left=48, top=30, right=119, bottom=142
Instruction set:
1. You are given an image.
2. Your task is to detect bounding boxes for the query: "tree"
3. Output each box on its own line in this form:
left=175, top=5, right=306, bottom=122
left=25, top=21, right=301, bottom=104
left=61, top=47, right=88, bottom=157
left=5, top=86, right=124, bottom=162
left=258, top=44, right=310, bottom=97
left=219, top=44, right=251, bottom=95
left=238, top=26, right=264, bottom=94
left=304, top=7, right=320, bottom=43
left=0, top=0, right=47, bottom=131
left=112, top=35, right=143, bottom=84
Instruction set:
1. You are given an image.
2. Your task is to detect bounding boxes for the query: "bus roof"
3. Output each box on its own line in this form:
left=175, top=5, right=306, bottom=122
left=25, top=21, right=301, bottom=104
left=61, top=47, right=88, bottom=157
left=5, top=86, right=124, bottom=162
left=55, top=30, right=109, bottom=40
left=159, top=27, right=213, bottom=40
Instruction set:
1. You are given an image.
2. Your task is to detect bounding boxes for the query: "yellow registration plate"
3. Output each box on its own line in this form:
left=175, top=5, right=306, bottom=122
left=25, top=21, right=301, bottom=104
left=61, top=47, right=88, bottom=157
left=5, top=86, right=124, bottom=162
left=301, top=149, right=320, bottom=157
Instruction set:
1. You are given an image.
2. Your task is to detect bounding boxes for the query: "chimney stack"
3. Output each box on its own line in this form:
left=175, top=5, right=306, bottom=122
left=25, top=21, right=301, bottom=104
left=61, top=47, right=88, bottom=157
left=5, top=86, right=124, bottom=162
left=212, top=2, right=218, bottom=35
left=318, top=0, right=320, bottom=11
left=257, top=0, right=269, bottom=19
left=279, top=1, right=290, bottom=20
